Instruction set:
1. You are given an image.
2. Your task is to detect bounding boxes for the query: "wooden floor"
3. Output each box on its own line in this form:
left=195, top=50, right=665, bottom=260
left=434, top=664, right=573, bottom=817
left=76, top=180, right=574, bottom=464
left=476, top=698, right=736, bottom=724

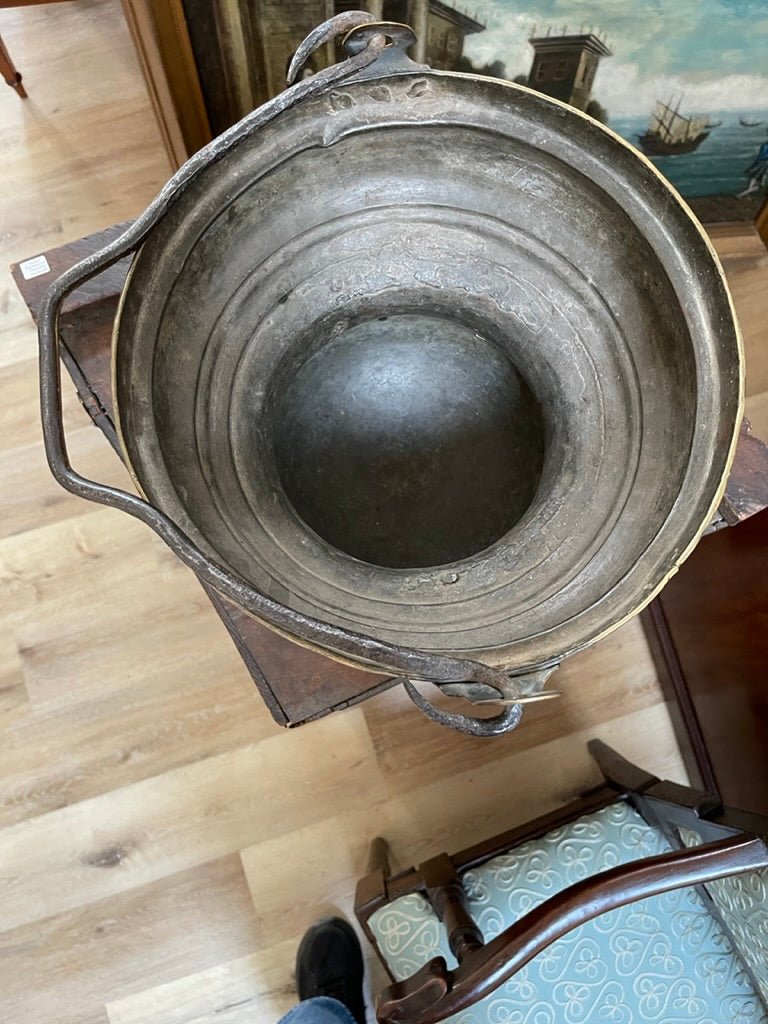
left=0, top=4, right=766, bottom=1023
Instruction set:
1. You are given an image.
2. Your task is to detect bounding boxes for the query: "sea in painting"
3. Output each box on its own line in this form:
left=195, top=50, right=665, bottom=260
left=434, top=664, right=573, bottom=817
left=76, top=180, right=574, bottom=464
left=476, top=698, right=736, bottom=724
left=611, top=113, right=768, bottom=196
left=456, top=0, right=768, bottom=221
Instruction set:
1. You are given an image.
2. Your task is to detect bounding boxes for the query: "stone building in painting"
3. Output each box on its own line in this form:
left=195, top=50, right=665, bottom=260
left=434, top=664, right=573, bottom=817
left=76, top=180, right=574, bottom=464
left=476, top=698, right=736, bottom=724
left=527, top=30, right=612, bottom=111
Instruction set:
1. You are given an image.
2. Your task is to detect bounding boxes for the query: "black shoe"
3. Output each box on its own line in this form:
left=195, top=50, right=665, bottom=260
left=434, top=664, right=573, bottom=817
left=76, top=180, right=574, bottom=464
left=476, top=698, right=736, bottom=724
left=296, top=917, right=366, bottom=1024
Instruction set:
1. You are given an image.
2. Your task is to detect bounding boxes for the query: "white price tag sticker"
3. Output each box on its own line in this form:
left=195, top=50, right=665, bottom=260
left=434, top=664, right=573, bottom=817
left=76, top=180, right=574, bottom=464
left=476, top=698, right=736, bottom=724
left=19, top=254, right=51, bottom=280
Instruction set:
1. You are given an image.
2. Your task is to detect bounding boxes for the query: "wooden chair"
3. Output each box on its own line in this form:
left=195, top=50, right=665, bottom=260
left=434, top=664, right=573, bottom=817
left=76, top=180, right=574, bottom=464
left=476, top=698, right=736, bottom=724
left=356, top=741, right=768, bottom=1023
left=0, top=30, right=26, bottom=96
left=1, top=0, right=77, bottom=98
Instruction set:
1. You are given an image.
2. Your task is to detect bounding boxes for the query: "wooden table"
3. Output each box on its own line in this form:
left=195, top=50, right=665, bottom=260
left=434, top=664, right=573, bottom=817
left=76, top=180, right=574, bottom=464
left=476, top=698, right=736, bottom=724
left=12, top=223, right=768, bottom=732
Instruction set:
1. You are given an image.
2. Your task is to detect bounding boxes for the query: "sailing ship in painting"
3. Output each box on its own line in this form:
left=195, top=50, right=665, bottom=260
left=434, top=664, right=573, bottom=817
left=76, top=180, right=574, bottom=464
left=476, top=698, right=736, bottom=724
left=637, top=97, right=711, bottom=156
left=443, top=1, right=768, bottom=219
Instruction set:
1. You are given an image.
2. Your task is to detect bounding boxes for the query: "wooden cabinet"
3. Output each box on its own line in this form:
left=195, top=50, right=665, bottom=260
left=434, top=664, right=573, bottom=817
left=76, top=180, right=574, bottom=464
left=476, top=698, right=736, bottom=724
left=645, top=508, right=768, bottom=813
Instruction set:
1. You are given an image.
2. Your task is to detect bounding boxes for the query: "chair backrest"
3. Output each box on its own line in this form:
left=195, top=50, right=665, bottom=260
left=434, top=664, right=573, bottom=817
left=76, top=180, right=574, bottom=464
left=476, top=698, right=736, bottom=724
left=356, top=741, right=768, bottom=1024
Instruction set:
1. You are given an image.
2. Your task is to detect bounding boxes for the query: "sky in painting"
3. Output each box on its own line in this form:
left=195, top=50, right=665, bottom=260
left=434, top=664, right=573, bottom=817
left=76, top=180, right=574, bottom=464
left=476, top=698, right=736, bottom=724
left=463, top=0, right=768, bottom=116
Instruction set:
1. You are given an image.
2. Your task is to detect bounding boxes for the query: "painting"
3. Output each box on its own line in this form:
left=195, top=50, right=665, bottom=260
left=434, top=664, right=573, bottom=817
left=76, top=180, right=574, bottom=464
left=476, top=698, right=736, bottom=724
left=457, top=0, right=768, bottom=222
left=178, top=0, right=767, bottom=223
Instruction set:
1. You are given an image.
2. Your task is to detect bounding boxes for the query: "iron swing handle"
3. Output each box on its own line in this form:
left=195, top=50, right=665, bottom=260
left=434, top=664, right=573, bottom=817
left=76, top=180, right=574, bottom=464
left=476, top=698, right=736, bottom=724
left=36, top=12, right=556, bottom=737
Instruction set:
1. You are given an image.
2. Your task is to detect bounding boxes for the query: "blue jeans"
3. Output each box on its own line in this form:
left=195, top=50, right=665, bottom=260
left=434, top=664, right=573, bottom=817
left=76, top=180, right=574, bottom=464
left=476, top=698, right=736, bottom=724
left=278, top=996, right=360, bottom=1024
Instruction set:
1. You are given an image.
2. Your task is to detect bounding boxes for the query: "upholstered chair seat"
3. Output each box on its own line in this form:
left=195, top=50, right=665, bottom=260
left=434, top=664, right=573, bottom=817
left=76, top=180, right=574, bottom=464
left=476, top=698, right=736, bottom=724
left=357, top=745, right=768, bottom=1024
left=368, top=802, right=767, bottom=1024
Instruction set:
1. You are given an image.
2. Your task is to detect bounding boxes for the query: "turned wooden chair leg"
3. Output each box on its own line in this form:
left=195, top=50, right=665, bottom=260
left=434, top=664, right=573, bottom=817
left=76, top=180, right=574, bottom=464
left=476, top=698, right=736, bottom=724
left=0, top=33, right=27, bottom=98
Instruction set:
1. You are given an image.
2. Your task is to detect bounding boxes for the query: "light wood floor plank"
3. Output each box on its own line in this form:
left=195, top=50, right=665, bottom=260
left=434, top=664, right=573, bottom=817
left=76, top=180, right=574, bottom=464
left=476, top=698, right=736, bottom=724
left=0, top=512, right=257, bottom=711
left=0, top=855, right=260, bottom=1024
left=0, top=355, right=87, bottom=452
left=0, top=665, right=274, bottom=828
left=711, top=229, right=768, bottom=397
left=0, top=423, right=132, bottom=540
left=0, top=708, right=383, bottom=934
left=106, top=940, right=299, bottom=1024
left=0, top=625, right=27, bottom=715
left=746, top=389, right=768, bottom=440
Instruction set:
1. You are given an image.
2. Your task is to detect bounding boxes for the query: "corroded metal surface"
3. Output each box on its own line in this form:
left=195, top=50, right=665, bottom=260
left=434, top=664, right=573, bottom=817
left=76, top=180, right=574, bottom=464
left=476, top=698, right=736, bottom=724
left=39, top=14, right=743, bottom=735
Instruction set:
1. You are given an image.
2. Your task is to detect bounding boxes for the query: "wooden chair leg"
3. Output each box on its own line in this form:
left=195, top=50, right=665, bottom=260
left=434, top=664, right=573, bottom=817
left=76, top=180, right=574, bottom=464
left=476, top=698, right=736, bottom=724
left=0, top=33, right=27, bottom=98
left=367, top=836, right=391, bottom=876
left=422, top=853, right=484, bottom=963
left=589, top=738, right=722, bottom=818
left=356, top=837, right=391, bottom=918
left=589, top=738, right=661, bottom=794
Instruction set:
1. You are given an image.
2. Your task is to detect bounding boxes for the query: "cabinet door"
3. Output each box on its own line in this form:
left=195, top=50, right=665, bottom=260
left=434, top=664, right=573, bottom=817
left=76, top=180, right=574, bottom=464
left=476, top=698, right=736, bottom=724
left=647, top=508, right=768, bottom=814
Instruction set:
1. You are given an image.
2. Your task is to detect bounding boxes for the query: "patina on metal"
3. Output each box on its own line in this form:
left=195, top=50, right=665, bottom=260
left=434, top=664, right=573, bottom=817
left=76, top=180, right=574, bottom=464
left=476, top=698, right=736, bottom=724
left=39, top=13, right=743, bottom=736
left=271, top=314, right=546, bottom=569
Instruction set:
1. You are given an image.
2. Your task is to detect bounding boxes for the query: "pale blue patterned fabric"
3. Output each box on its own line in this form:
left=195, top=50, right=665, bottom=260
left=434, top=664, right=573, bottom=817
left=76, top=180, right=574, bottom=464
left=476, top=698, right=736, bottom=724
left=369, top=802, right=768, bottom=1024
left=680, top=826, right=768, bottom=1008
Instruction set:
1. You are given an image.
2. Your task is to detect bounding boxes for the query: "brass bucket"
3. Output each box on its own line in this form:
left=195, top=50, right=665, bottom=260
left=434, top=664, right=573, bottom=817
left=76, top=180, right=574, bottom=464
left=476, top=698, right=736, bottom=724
left=39, top=13, right=743, bottom=735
